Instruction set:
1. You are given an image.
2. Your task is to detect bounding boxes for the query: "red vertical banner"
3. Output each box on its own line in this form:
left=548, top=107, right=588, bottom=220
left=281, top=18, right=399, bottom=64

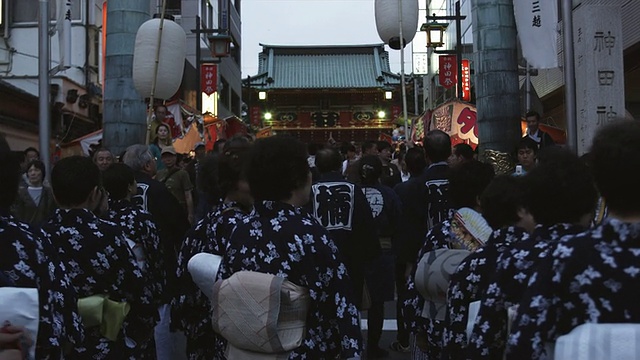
left=200, top=64, right=217, bottom=95
left=439, top=55, right=457, bottom=89
left=250, top=106, right=262, bottom=127
left=461, top=59, right=471, bottom=101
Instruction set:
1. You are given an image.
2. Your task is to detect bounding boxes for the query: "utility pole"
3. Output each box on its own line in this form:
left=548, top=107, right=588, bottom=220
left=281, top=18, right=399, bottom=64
left=103, top=0, right=149, bottom=155
left=38, top=0, right=51, bottom=175
left=472, top=0, right=521, bottom=168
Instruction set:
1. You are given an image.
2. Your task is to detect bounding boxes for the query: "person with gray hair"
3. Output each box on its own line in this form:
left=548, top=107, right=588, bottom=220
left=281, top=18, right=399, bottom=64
left=122, top=144, right=156, bottom=174
left=122, top=144, right=190, bottom=360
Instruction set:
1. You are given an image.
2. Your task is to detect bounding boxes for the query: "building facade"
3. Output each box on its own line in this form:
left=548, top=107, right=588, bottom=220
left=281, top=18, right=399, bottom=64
left=0, top=0, right=104, bottom=150
left=244, top=44, right=402, bottom=144
left=0, top=0, right=243, bottom=152
left=418, top=0, right=640, bottom=132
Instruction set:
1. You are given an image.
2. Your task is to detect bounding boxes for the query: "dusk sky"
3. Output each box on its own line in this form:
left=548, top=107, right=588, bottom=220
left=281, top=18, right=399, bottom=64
left=240, top=0, right=416, bottom=77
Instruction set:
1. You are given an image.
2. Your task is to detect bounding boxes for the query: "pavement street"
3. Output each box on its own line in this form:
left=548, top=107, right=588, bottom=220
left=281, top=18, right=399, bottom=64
left=360, top=300, right=412, bottom=360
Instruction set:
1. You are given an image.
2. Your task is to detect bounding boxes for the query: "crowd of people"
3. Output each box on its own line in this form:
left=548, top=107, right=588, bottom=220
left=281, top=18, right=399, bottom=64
left=1, top=113, right=639, bottom=360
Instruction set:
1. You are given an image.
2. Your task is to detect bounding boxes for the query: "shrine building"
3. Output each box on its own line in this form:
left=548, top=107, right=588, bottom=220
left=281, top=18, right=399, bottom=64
left=243, top=44, right=403, bottom=144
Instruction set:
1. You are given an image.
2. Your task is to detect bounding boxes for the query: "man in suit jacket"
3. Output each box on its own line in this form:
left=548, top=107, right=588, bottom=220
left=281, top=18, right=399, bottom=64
left=524, top=110, right=555, bottom=149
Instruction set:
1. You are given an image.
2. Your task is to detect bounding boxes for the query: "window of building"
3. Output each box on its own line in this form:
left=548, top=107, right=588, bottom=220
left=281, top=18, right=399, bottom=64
left=161, top=0, right=181, bottom=17
left=11, top=0, right=81, bottom=24
left=200, top=0, right=219, bottom=30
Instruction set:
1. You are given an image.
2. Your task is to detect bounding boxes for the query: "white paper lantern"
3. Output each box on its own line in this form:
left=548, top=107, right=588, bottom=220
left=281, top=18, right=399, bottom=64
left=375, top=0, right=419, bottom=50
left=133, top=18, right=186, bottom=100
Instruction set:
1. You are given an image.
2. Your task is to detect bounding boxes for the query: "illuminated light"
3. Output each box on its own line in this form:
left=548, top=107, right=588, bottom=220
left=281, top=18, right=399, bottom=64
left=258, top=91, right=267, bottom=100
left=385, top=91, right=393, bottom=100
left=202, top=92, right=218, bottom=115
left=264, top=112, right=272, bottom=120
left=378, top=111, right=386, bottom=119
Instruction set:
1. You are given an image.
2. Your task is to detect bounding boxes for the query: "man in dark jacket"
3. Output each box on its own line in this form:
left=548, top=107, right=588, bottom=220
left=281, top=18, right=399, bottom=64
left=524, top=110, right=555, bottom=149
left=422, top=130, right=453, bottom=230
left=391, top=146, right=428, bottom=352
left=307, top=147, right=380, bottom=309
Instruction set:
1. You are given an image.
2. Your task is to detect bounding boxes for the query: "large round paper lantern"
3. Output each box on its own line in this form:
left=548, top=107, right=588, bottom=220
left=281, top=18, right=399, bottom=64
left=375, top=0, right=419, bottom=50
left=133, top=18, right=186, bottom=100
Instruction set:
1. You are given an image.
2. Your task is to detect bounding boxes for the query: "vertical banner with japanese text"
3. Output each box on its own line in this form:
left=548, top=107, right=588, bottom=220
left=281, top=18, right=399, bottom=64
left=250, top=106, right=262, bottom=127
left=201, top=64, right=217, bottom=96
left=439, top=55, right=457, bottom=89
left=513, top=0, right=558, bottom=69
left=461, top=59, right=471, bottom=102
left=574, top=5, right=625, bottom=155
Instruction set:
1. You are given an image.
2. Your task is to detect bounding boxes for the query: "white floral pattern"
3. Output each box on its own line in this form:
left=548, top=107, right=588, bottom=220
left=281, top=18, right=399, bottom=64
left=1, top=212, right=83, bottom=360
left=172, top=202, right=248, bottom=360
left=443, top=226, right=529, bottom=359
left=216, top=201, right=363, bottom=359
left=506, top=219, right=640, bottom=359
left=468, top=223, right=587, bottom=358
left=107, top=199, right=165, bottom=359
left=41, top=208, right=157, bottom=359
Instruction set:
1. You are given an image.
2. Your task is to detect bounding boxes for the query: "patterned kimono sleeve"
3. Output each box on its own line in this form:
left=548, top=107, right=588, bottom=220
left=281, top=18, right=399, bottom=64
left=444, top=258, right=473, bottom=359
left=36, top=235, right=85, bottom=347
left=418, top=222, right=450, bottom=260
left=172, top=218, right=207, bottom=332
left=403, top=223, right=451, bottom=333
left=108, top=230, right=158, bottom=339
left=468, top=253, right=513, bottom=358
left=15, top=227, right=83, bottom=357
left=304, top=231, right=363, bottom=358
left=140, top=214, right=166, bottom=300
left=505, top=253, right=562, bottom=359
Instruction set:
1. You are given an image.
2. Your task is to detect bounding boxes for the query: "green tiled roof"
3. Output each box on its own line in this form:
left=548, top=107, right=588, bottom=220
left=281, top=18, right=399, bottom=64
left=245, top=44, right=401, bottom=90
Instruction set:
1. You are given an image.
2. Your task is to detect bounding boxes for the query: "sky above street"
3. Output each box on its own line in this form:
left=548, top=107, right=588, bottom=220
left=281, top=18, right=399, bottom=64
left=240, top=0, right=415, bottom=77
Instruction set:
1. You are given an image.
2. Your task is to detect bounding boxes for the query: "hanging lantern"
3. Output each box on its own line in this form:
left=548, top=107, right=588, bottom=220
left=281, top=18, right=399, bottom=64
left=133, top=17, right=186, bottom=100
left=374, top=0, right=419, bottom=50
left=421, top=17, right=449, bottom=48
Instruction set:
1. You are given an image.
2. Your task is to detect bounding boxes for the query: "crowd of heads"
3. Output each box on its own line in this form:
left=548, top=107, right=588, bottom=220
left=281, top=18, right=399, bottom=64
left=2, top=116, right=639, bottom=225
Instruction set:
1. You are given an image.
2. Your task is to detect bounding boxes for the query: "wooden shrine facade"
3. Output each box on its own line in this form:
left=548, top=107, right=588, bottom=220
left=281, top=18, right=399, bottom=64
left=243, top=44, right=402, bottom=144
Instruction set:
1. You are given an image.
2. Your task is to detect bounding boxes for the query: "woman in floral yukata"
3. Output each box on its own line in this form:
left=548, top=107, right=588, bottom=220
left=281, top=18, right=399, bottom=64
left=442, top=175, right=535, bottom=359
left=468, top=149, right=598, bottom=359
left=403, top=159, right=494, bottom=360
left=215, top=135, right=363, bottom=359
left=0, top=136, right=83, bottom=359
left=172, top=136, right=253, bottom=360
left=506, top=120, right=640, bottom=359
left=102, top=162, right=166, bottom=359
left=40, top=156, right=157, bottom=359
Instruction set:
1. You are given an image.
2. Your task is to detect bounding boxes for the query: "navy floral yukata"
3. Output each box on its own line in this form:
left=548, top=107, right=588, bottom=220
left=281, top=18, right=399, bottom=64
left=216, top=201, right=363, bottom=359
left=403, top=219, right=453, bottom=360
left=107, top=199, right=166, bottom=359
left=40, top=208, right=157, bottom=359
left=172, top=201, right=248, bottom=360
left=0, top=211, right=83, bottom=360
left=404, top=208, right=488, bottom=360
left=443, top=226, right=529, bottom=359
left=469, top=223, right=586, bottom=358
left=506, top=218, right=640, bottom=359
